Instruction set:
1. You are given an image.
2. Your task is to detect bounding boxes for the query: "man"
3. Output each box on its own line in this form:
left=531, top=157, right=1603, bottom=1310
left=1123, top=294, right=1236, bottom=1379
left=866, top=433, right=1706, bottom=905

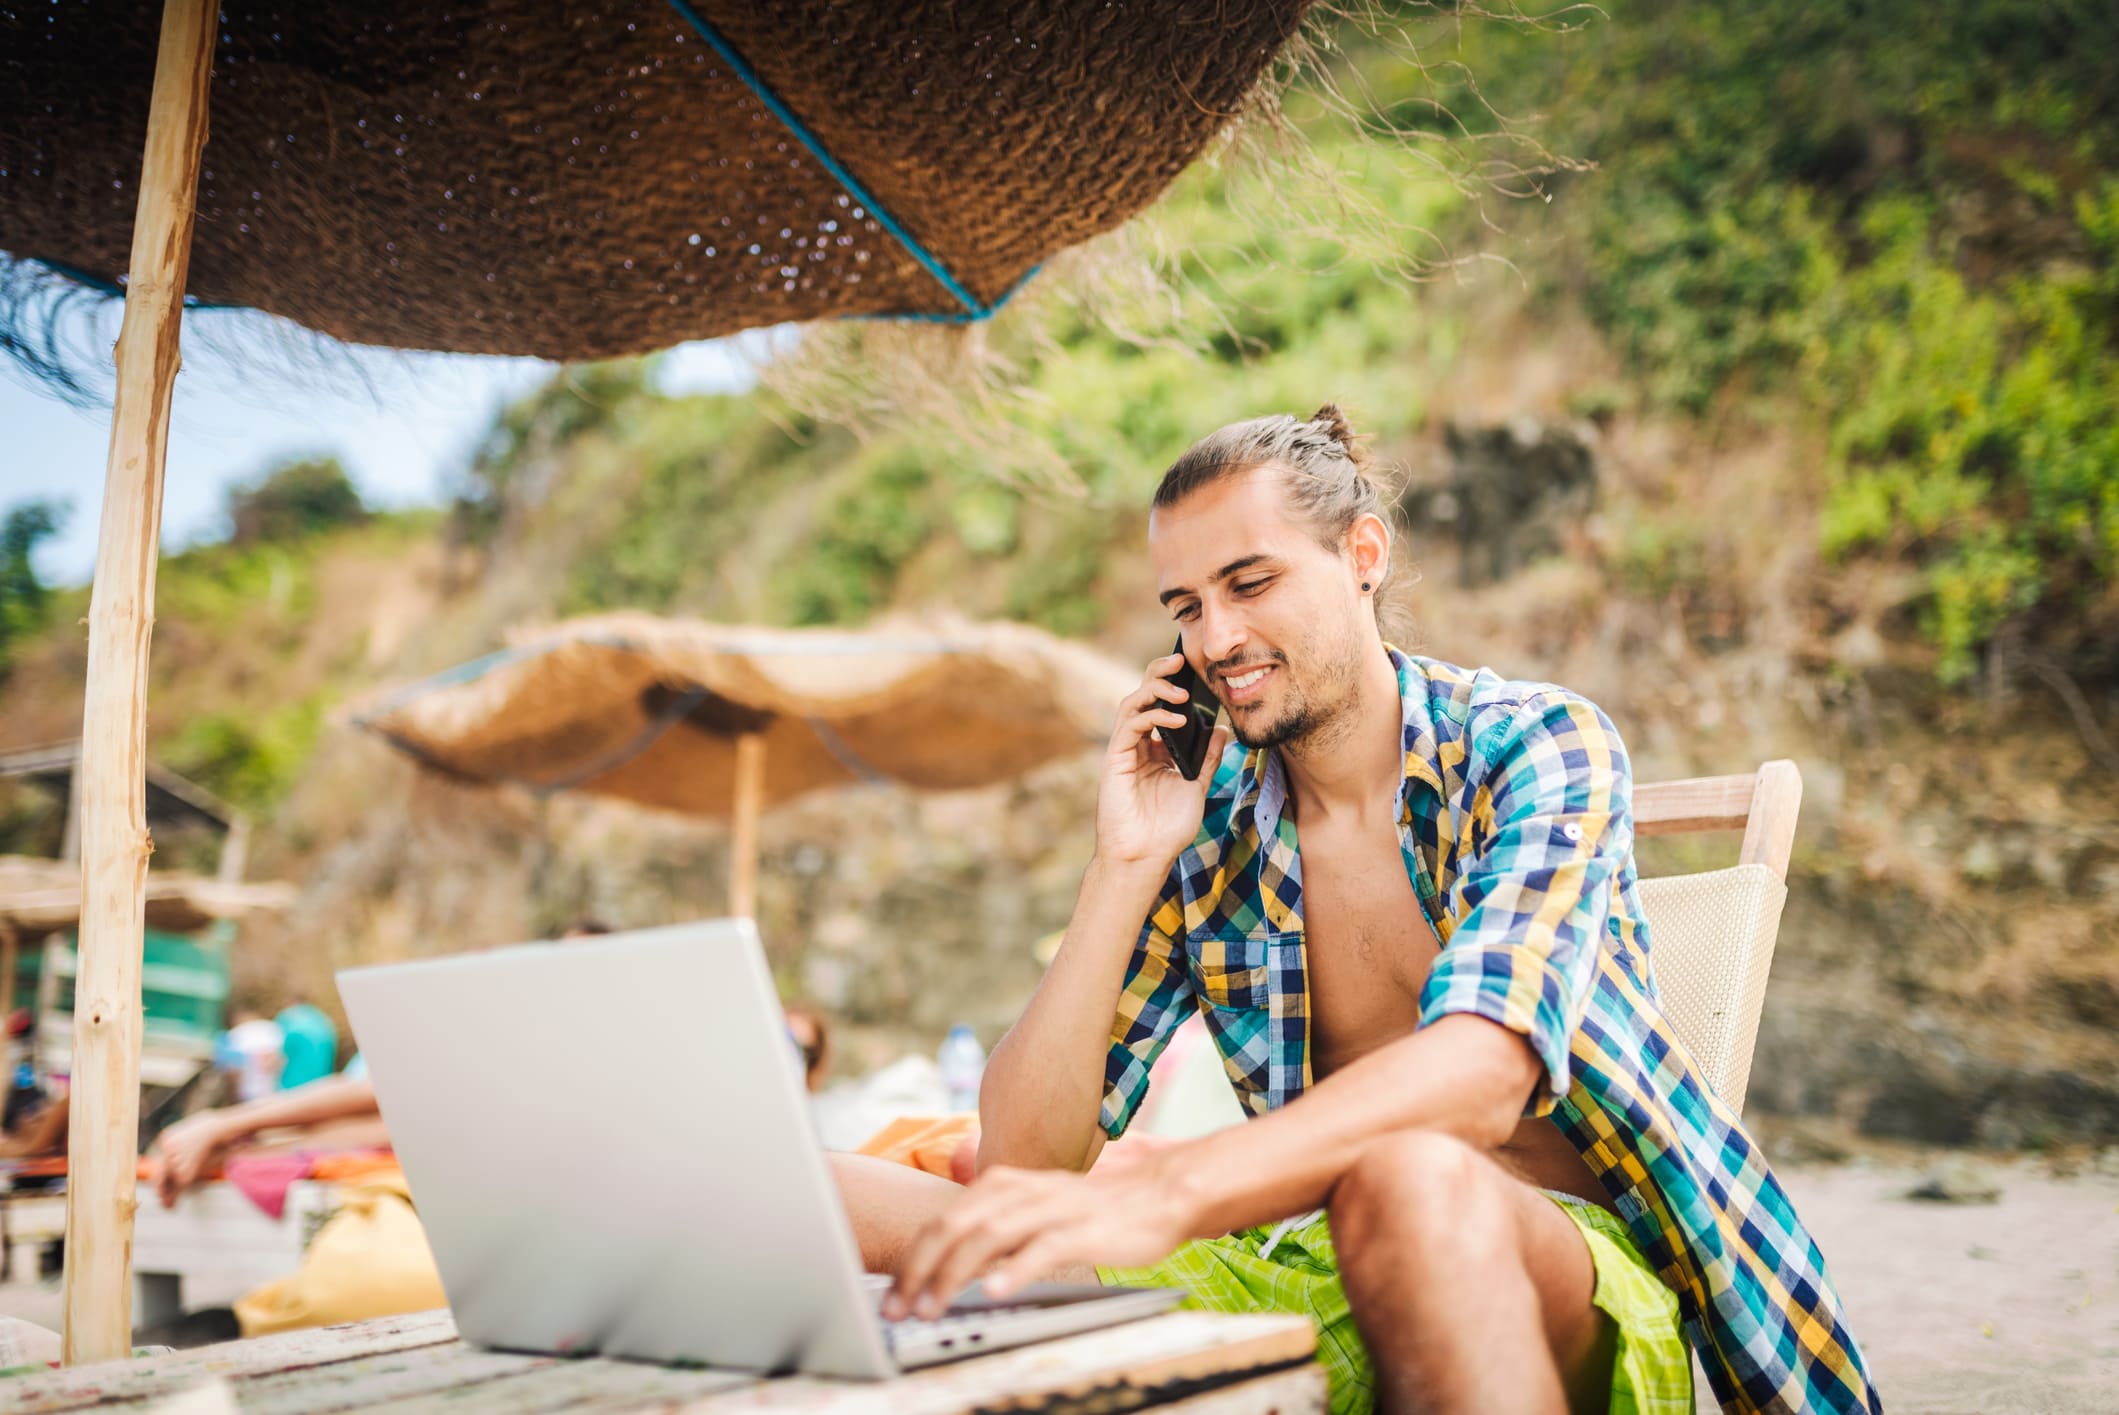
left=884, top=407, right=1878, bottom=1414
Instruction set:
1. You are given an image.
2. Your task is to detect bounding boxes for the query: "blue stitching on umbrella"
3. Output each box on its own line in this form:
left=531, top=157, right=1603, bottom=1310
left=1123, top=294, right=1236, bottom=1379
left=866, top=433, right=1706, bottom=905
left=805, top=715, right=887, bottom=783
left=525, top=683, right=713, bottom=794
left=662, top=0, right=1023, bottom=321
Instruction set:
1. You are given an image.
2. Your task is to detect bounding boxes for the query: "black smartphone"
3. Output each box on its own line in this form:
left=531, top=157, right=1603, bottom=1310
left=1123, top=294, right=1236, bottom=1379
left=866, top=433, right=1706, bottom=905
left=1156, top=636, right=1222, bottom=781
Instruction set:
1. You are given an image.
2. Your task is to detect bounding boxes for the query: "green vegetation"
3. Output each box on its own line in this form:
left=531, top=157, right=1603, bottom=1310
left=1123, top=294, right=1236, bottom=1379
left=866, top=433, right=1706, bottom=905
left=226, top=456, right=368, bottom=545
left=1808, top=191, right=2119, bottom=677
left=0, top=497, right=66, bottom=678
left=140, top=490, right=436, bottom=811
left=1432, top=0, right=2118, bottom=679
left=452, top=361, right=652, bottom=547
left=160, top=697, right=326, bottom=813
left=155, top=538, right=319, bottom=632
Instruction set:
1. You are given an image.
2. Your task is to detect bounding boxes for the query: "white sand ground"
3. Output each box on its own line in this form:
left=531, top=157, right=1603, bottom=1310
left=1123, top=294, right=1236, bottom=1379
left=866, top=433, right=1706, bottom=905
left=5, top=1157, right=2115, bottom=1411
left=1764, top=1159, right=2119, bottom=1415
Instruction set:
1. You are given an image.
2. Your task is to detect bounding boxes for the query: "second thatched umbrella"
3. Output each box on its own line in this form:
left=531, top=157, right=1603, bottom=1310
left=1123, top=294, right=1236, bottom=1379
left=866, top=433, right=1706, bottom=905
left=0, top=857, right=296, bottom=1088
left=0, top=857, right=295, bottom=942
left=353, top=613, right=1132, bottom=914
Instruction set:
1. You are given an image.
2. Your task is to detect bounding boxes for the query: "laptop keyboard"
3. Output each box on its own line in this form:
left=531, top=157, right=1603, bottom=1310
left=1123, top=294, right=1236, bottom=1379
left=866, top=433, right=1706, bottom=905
left=883, top=1304, right=1038, bottom=1354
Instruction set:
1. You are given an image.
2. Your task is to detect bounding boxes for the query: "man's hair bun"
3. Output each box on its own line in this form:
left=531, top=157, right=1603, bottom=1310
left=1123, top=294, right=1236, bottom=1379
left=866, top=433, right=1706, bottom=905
left=1309, top=403, right=1366, bottom=466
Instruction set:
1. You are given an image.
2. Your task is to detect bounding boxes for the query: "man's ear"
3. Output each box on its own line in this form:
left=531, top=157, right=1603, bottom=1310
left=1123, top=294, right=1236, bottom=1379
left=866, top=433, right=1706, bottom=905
left=1347, top=512, right=1392, bottom=590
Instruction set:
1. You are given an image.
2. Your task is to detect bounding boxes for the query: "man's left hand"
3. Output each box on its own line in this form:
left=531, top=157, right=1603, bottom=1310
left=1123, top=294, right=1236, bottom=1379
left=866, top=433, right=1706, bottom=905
left=883, top=1157, right=1196, bottom=1320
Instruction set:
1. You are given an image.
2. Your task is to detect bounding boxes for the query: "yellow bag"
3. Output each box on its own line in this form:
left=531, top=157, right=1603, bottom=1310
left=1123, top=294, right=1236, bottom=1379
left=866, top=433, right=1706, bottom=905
left=232, top=1171, right=446, bottom=1337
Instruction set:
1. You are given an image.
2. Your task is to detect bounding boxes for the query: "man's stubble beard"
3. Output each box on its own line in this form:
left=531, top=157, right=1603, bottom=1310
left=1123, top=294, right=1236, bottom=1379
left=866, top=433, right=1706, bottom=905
left=1227, top=620, right=1366, bottom=753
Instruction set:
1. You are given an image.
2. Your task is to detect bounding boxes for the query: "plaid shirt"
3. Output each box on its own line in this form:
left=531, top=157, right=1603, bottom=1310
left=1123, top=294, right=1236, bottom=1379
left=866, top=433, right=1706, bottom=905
left=1099, top=650, right=1880, bottom=1414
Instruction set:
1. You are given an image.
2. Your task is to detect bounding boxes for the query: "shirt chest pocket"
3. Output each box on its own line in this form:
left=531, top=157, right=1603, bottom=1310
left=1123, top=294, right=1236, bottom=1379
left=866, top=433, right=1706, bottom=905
left=1184, top=929, right=1272, bottom=1011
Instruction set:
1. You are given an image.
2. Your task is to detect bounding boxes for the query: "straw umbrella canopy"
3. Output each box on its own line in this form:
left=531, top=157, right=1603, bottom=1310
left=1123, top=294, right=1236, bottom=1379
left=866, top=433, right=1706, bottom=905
left=2, top=0, right=1312, bottom=371
left=0, top=857, right=295, bottom=941
left=1, top=0, right=1312, bottom=1363
left=0, top=856, right=296, bottom=1024
left=352, top=613, right=1134, bottom=914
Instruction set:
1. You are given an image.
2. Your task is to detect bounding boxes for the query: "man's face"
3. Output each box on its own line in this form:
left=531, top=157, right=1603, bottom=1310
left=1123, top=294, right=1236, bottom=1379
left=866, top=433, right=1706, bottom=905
left=1149, top=467, right=1369, bottom=751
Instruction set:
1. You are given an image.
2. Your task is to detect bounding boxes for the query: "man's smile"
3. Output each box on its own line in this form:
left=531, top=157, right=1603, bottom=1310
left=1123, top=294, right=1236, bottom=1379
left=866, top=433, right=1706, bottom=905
left=1219, top=663, right=1276, bottom=705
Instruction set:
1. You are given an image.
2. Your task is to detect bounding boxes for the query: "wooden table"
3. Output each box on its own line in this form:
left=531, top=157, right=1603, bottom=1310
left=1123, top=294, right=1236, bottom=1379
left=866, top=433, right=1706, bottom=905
left=3, top=1308, right=1327, bottom=1413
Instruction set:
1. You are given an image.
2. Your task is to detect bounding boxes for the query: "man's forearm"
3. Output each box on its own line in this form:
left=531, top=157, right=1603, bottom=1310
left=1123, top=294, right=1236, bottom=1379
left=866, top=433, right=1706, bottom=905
left=978, top=856, right=1168, bottom=1173
left=1155, top=1014, right=1542, bottom=1238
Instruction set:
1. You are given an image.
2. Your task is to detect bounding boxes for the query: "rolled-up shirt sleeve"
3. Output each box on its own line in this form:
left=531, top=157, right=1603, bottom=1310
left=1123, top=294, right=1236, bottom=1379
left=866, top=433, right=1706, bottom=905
left=1099, top=867, right=1195, bottom=1140
left=1415, top=691, right=1633, bottom=1115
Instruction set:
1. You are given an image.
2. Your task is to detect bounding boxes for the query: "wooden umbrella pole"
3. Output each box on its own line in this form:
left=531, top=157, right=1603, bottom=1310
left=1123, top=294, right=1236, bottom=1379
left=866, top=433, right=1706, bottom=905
left=62, top=0, right=217, bottom=1365
left=216, top=812, right=250, bottom=884
left=729, top=733, right=767, bottom=918
left=0, top=918, right=17, bottom=1029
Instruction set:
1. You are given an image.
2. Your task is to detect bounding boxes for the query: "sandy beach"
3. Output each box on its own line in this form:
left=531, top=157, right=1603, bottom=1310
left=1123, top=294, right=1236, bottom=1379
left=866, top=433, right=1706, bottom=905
left=1767, top=1157, right=2119, bottom=1415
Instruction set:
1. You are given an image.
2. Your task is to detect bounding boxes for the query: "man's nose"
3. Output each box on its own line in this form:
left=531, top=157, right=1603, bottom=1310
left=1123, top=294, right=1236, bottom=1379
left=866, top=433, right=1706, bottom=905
left=1198, top=598, right=1246, bottom=667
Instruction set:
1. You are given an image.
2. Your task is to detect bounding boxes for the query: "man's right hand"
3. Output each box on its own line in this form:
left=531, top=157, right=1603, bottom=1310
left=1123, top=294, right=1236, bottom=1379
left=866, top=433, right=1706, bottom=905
left=1096, top=653, right=1231, bottom=872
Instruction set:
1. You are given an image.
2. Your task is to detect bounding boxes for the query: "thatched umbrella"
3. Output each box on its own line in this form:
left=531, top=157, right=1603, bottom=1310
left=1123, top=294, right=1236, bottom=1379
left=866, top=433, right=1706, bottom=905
left=0, top=856, right=296, bottom=1025
left=0, top=857, right=295, bottom=941
left=352, top=613, right=1132, bottom=915
left=1, top=0, right=1311, bottom=1359
left=2, top=1, right=1311, bottom=369
left=0, top=858, right=296, bottom=1096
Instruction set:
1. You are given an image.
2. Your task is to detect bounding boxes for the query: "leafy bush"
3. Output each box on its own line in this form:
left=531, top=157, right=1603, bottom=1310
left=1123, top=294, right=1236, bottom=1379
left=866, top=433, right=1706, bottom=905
left=453, top=361, right=651, bottom=545
left=1435, top=0, right=2119, bottom=679
left=1808, top=192, right=2119, bottom=677
left=162, top=698, right=324, bottom=810
left=0, top=498, right=66, bottom=677
left=156, top=540, right=317, bottom=634
left=768, top=445, right=937, bottom=625
left=227, top=457, right=367, bottom=544
left=557, top=387, right=775, bottom=614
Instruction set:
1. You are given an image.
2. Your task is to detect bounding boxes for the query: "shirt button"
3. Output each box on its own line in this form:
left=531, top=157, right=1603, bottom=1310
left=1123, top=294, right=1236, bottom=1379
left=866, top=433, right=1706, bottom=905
left=1561, top=822, right=1584, bottom=842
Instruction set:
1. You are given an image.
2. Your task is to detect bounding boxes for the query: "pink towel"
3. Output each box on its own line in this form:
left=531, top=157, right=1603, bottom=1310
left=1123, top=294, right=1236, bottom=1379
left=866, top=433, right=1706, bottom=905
left=224, top=1153, right=313, bottom=1219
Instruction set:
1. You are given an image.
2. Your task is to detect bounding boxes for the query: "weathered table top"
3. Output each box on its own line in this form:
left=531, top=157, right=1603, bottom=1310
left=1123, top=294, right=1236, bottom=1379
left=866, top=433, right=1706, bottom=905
left=4, top=1307, right=1326, bottom=1414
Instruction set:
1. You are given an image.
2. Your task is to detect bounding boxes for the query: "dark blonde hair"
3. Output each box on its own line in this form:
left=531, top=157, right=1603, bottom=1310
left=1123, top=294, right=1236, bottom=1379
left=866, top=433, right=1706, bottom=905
left=1153, top=404, right=1397, bottom=603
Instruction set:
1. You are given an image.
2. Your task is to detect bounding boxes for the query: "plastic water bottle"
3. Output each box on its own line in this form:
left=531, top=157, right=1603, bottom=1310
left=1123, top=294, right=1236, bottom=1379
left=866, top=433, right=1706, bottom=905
left=937, top=1024, right=986, bottom=1114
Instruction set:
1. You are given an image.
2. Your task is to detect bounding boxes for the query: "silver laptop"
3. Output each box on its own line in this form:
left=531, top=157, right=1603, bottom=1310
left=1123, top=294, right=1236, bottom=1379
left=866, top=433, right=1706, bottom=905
left=336, top=920, right=1182, bottom=1376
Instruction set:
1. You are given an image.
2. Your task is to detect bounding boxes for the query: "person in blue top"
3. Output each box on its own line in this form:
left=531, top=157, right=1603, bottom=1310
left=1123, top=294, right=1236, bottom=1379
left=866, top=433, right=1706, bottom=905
left=275, top=1002, right=339, bottom=1090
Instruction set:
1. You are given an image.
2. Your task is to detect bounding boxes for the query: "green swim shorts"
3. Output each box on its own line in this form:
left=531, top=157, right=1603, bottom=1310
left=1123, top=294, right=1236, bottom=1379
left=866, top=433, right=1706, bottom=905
left=1098, top=1192, right=1692, bottom=1415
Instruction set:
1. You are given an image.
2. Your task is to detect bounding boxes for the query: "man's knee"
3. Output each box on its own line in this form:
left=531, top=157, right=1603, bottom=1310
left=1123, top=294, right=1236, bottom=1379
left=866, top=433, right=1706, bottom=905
left=1328, top=1130, right=1515, bottom=1268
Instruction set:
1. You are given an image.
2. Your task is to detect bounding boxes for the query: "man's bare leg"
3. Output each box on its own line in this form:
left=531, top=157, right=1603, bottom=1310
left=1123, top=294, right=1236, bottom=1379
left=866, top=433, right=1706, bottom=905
left=1328, top=1131, right=1614, bottom=1415
left=830, top=1153, right=965, bottom=1275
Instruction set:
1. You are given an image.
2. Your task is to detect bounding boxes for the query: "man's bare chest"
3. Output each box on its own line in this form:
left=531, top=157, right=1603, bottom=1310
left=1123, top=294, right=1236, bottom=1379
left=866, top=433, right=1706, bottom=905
left=1296, top=824, right=1438, bottom=1075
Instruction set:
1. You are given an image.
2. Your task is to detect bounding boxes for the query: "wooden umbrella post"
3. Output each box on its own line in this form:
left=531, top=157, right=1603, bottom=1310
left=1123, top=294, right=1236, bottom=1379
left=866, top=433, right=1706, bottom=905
left=729, top=733, right=767, bottom=918
left=62, top=0, right=217, bottom=1365
left=0, top=918, right=17, bottom=1028
left=216, top=812, right=250, bottom=884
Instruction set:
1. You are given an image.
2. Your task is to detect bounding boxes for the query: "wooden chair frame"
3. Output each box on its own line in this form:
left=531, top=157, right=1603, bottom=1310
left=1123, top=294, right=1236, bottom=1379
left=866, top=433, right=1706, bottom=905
left=1634, top=759, right=1802, bottom=880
